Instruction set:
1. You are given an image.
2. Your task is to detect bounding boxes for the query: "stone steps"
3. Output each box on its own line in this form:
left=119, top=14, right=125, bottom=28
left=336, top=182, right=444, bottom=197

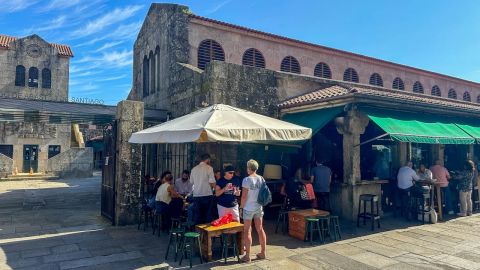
left=0, top=174, right=60, bottom=181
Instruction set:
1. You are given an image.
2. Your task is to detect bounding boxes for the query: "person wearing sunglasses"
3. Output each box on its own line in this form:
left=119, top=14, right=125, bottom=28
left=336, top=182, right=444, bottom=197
left=215, top=165, right=242, bottom=221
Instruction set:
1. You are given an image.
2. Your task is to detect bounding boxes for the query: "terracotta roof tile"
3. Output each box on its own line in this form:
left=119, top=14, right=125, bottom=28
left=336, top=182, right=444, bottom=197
left=0, top=34, right=73, bottom=57
left=279, top=84, right=480, bottom=113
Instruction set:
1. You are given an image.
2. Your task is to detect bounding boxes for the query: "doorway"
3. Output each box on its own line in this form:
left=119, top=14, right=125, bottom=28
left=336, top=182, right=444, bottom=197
left=23, top=145, right=39, bottom=173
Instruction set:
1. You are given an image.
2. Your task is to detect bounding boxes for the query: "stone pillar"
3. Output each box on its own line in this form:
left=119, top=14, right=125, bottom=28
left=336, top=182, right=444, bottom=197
left=335, top=108, right=369, bottom=185
left=468, top=144, right=475, bottom=160
left=398, top=142, right=409, bottom=167
left=115, top=100, right=144, bottom=226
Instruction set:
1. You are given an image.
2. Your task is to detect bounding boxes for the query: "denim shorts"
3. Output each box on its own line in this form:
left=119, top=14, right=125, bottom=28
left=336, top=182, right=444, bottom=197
left=242, top=207, right=263, bottom=220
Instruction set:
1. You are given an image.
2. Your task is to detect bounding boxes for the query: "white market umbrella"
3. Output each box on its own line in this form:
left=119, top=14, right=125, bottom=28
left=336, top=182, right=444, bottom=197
left=128, top=104, right=312, bottom=144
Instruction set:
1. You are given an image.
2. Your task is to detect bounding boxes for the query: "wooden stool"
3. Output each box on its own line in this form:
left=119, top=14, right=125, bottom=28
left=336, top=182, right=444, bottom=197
left=165, top=226, right=185, bottom=261
left=221, top=232, right=240, bottom=264
left=357, top=194, right=381, bottom=231
left=318, top=216, right=331, bottom=242
left=137, top=199, right=153, bottom=231
left=412, top=190, right=431, bottom=224
left=275, top=209, right=289, bottom=234
left=305, top=218, right=323, bottom=245
left=179, top=232, right=203, bottom=268
left=152, top=212, right=163, bottom=237
left=329, top=216, right=342, bottom=241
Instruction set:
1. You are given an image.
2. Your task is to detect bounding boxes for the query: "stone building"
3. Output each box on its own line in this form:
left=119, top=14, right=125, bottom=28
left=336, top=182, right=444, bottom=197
left=0, top=34, right=75, bottom=176
left=128, top=3, right=480, bottom=221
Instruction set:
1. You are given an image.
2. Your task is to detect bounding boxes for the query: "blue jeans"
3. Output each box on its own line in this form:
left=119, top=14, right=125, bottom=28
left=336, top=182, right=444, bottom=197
left=441, top=186, right=453, bottom=213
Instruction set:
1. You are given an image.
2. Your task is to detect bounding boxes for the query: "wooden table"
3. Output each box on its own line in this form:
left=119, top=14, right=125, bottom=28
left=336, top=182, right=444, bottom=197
left=288, top=209, right=330, bottom=241
left=196, top=222, right=244, bottom=262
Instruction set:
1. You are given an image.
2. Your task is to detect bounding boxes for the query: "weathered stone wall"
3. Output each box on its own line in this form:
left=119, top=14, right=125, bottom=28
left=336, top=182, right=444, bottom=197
left=0, top=153, right=13, bottom=178
left=0, top=35, right=69, bottom=101
left=47, top=147, right=93, bottom=178
left=0, top=120, right=71, bottom=173
left=115, top=100, right=144, bottom=226
left=131, top=4, right=190, bottom=111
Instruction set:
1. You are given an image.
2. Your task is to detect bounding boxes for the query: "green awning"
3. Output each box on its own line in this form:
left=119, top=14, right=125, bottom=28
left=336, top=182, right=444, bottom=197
left=282, top=106, right=343, bottom=134
left=457, top=122, right=480, bottom=142
left=365, top=109, right=475, bottom=145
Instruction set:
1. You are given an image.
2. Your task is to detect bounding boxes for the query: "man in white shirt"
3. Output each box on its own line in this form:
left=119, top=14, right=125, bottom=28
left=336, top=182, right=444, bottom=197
left=190, top=154, right=216, bottom=224
left=174, top=170, right=193, bottom=197
left=397, top=161, right=420, bottom=190
left=396, top=161, right=420, bottom=220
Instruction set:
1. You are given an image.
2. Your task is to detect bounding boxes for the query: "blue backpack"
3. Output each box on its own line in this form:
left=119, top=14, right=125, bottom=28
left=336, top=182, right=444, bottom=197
left=257, top=176, right=272, bottom=206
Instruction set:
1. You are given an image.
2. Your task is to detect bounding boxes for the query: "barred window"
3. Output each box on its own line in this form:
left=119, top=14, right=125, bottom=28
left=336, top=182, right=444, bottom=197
left=392, top=77, right=404, bottom=90
left=431, top=85, right=441, bottom=96
left=343, top=68, right=359, bottom=83
left=369, top=73, right=383, bottom=87
left=413, top=81, right=424, bottom=93
left=242, top=48, right=265, bottom=68
left=313, top=62, right=331, bottom=79
left=28, top=67, right=38, bottom=88
left=197, top=39, right=225, bottom=70
left=280, top=56, right=300, bottom=74
left=41, top=68, right=51, bottom=89
left=15, top=65, right=25, bottom=86
left=149, top=51, right=155, bottom=94
left=448, top=89, right=457, bottom=99
left=463, top=91, right=471, bottom=102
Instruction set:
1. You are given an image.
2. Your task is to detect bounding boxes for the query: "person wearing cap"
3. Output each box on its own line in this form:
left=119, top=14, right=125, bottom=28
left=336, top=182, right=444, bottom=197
left=215, top=165, right=242, bottom=221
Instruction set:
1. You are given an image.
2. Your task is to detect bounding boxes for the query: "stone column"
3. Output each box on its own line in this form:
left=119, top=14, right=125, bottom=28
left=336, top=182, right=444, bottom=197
left=335, top=108, right=369, bottom=185
left=115, top=100, right=144, bottom=226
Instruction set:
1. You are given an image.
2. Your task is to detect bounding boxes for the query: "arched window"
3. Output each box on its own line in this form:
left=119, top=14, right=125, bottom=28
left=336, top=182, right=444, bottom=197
left=463, top=91, right=471, bottom=102
left=431, top=85, right=441, bottom=96
left=343, top=68, right=359, bottom=83
left=448, top=89, right=457, bottom=99
left=369, top=73, right=383, bottom=87
left=280, top=56, right=300, bottom=74
left=313, top=62, right=331, bottom=79
left=155, top=45, right=160, bottom=93
left=41, top=68, right=51, bottom=89
left=142, top=55, right=149, bottom=98
left=28, top=67, right=38, bottom=88
left=412, top=81, right=424, bottom=93
left=242, top=48, right=265, bottom=68
left=477, top=95, right=480, bottom=103
left=149, top=51, right=155, bottom=94
left=392, top=77, right=404, bottom=90
left=15, top=65, right=25, bottom=86
left=197, top=39, right=225, bottom=70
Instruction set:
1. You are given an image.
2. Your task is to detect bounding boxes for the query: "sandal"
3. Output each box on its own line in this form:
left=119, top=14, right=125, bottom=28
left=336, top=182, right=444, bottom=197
left=256, top=253, right=266, bottom=260
left=240, top=255, right=251, bottom=263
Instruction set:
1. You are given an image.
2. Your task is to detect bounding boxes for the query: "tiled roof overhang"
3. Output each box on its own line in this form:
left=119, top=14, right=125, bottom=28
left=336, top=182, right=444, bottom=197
left=0, top=34, right=73, bottom=57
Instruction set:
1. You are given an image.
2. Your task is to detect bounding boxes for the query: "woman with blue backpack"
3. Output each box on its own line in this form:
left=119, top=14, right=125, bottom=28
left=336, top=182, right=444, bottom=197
left=239, top=159, right=271, bottom=263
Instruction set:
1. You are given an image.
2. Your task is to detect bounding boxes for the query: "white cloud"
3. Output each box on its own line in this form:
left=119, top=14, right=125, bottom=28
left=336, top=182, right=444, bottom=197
left=0, top=0, right=38, bottom=12
left=71, top=5, right=143, bottom=38
left=96, top=75, right=127, bottom=81
left=74, top=21, right=142, bottom=47
left=23, top=16, right=66, bottom=34
left=206, top=0, right=233, bottom=14
left=94, top=41, right=124, bottom=52
left=103, top=50, right=133, bottom=68
left=39, top=0, right=81, bottom=12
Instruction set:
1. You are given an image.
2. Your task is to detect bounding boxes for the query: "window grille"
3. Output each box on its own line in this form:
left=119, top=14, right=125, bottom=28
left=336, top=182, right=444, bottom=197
left=431, top=85, right=441, bottom=96
left=28, top=67, right=38, bottom=88
left=463, top=91, right=471, bottom=102
left=343, top=68, right=359, bottom=83
left=314, top=62, right=331, bottom=79
left=392, top=77, right=404, bottom=90
left=15, top=65, right=25, bottom=86
left=448, top=89, right=457, bottom=99
left=413, top=81, right=424, bottom=93
left=197, top=39, right=225, bottom=70
left=280, top=56, right=300, bottom=74
left=369, top=73, right=383, bottom=87
left=42, top=68, right=51, bottom=89
left=242, top=48, right=265, bottom=68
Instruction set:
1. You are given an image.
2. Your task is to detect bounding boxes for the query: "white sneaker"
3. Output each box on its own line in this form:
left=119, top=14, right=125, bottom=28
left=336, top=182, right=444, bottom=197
left=448, top=211, right=454, bottom=215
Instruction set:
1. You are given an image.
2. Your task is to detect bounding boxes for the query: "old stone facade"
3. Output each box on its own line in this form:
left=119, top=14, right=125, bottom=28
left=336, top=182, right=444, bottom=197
left=0, top=34, right=74, bottom=174
left=129, top=3, right=480, bottom=117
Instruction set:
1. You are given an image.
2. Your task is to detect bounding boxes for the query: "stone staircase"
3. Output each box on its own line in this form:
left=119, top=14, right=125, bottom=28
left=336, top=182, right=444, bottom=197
left=0, top=173, right=60, bottom=181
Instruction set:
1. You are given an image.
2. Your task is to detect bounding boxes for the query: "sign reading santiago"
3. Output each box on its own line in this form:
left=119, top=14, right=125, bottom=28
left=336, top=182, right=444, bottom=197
left=0, top=93, right=104, bottom=105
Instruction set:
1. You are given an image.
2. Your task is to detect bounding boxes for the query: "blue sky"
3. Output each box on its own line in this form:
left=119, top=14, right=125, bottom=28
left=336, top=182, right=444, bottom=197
left=2, top=0, right=480, bottom=105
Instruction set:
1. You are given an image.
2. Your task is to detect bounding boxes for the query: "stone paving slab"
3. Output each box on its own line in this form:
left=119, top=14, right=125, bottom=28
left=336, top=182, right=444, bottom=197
left=4, top=176, right=480, bottom=269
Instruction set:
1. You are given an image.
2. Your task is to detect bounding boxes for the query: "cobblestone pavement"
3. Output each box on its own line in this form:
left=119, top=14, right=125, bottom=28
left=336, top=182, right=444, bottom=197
left=1, top=176, right=480, bottom=269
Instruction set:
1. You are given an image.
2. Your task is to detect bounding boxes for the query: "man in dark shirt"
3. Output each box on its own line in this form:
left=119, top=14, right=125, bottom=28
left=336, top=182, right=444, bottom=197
left=310, top=160, right=332, bottom=211
left=215, top=165, right=241, bottom=221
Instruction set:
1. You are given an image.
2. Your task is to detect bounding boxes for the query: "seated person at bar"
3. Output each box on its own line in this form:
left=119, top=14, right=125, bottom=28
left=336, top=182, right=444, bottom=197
left=215, top=165, right=242, bottom=221
left=396, top=161, right=420, bottom=217
left=214, top=169, right=222, bottom=181
left=156, top=172, right=183, bottom=231
left=280, top=168, right=312, bottom=209
left=430, top=160, right=453, bottom=215
left=174, top=170, right=193, bottom=196
left=417, top=164, right=433, bottom=180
